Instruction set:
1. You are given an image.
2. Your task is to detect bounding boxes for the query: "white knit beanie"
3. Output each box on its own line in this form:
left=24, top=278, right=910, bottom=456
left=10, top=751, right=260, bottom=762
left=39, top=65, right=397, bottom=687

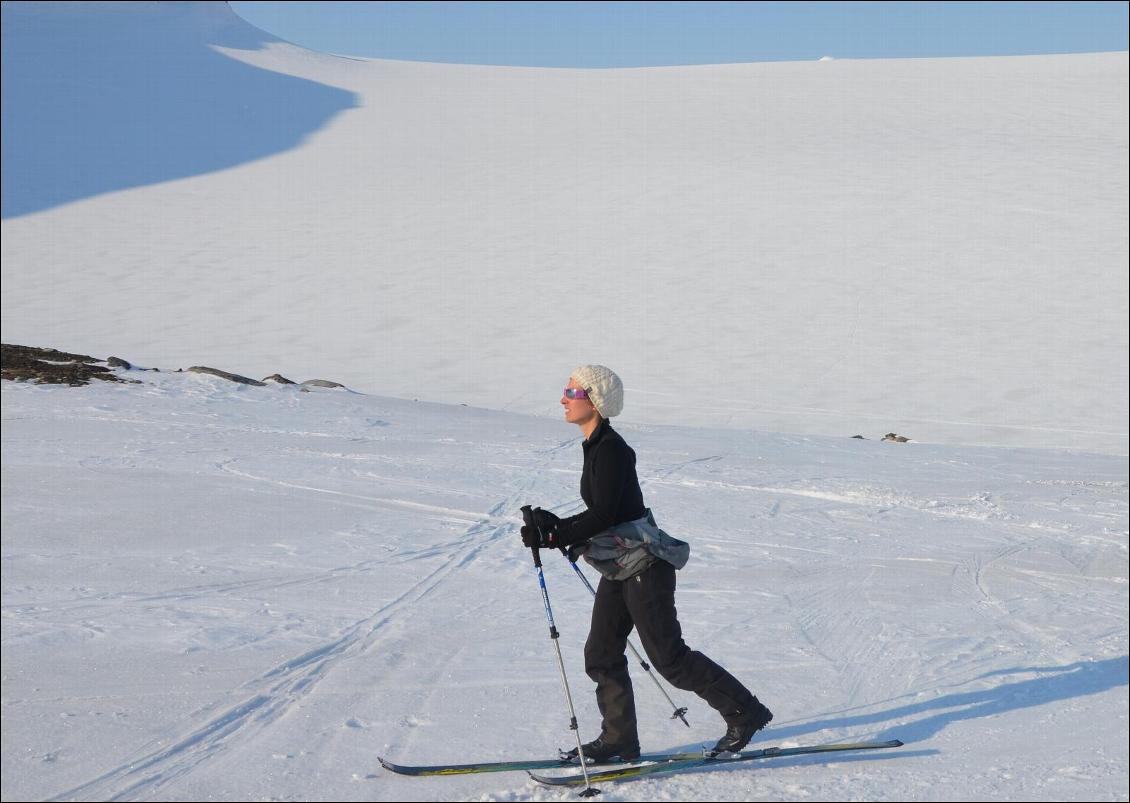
left=571, top=365, right=624, bottom=418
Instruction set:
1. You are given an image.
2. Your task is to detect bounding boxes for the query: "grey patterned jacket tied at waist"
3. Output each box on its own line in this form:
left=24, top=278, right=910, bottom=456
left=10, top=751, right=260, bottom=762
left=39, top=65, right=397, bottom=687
left=570, top=509, right=690, bottom=581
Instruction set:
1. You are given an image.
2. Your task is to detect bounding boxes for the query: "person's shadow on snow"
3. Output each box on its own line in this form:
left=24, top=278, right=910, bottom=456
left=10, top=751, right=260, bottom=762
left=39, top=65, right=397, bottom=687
left=770, top=655, right=1129, bottom=745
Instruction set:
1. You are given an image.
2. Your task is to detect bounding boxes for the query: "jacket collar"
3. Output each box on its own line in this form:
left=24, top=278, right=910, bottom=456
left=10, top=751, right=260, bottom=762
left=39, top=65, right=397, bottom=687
left=582, top=417, right=612, bottom=451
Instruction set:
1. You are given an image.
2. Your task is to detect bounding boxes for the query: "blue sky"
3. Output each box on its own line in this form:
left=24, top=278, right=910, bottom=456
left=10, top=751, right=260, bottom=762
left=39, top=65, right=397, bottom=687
left=228, top=1, right=1129, bottom=67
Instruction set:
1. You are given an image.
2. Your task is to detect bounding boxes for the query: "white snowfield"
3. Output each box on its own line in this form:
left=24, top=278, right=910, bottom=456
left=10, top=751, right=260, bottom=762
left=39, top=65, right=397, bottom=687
left=1, top=2, right=1127, bottom=454
left=1, top=2, right=1127, bottom=801
left=1, top=372, right=1126, bottom=801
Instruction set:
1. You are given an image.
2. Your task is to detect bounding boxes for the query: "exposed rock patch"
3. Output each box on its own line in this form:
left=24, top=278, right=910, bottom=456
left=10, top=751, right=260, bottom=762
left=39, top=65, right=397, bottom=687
left=4, top=344, right=352, bottom=393
left=185, top=366, right=266, bottom=386
left=1, top=344, right=134, bottom=386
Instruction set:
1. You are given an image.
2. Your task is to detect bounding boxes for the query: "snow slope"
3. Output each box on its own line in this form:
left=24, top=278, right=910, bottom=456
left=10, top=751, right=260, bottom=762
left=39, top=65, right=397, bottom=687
left=1, top=371, right=1126, bottom=801
left=2, top=1, right=1127, bottom=453
left=2, top=3, right=1127, bottom=799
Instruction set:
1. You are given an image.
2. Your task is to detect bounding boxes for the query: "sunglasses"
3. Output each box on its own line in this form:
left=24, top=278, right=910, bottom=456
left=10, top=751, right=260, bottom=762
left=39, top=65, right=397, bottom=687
left=563, top=387, right=589, bottom=400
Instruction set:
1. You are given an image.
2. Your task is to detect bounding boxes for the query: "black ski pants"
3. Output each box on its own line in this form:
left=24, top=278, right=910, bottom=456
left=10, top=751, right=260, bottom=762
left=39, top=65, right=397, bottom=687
left=584, top=559, right=754, bottom=746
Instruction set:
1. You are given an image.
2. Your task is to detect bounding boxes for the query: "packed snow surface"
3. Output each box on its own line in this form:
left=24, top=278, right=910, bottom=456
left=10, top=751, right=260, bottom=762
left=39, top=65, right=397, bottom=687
left=2, top=371, right=1126, bottom=801
left=1, top=3, right=1127, bottom=800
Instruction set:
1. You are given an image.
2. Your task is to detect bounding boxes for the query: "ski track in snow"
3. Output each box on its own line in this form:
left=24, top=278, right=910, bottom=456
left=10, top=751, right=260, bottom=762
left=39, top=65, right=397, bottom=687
left=2, top=377, right=1126, bottom=801
left=220, top=459, right=498, bottom=526
left=46, top=537, right=485, bottom=800
left=41, top=429, right=581, bottom=801
left=2, top=5, right=1127, bottom=797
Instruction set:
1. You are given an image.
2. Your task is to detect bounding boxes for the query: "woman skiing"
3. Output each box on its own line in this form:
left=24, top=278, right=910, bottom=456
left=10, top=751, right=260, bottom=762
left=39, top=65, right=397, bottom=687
left=521, top=364, right=772, bottom=762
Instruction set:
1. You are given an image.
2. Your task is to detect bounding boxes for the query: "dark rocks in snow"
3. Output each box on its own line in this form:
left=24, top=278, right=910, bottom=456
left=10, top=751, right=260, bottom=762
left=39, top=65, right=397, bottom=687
left=1, top=343, right=135, bottom=386
left=265, top=375, right=351, bottom=390
left=883, top=433, right=911, bottom=443
left=182, top=368, right=350, bottom=391
left=3, top=344, right=99, bottom=364
left=185, top=366, right=266, bottom=386
left=3, top=344, right=352, bottom=392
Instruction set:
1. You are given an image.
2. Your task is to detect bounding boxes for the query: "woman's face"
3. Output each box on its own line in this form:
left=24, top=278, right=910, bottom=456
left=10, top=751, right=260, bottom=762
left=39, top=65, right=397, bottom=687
left=561, top=377, right=598, bottom=426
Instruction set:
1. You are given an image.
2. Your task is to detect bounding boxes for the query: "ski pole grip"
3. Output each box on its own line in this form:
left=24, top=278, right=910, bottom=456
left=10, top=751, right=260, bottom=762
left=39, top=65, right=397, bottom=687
left=520, top=505, right=543, bottom=568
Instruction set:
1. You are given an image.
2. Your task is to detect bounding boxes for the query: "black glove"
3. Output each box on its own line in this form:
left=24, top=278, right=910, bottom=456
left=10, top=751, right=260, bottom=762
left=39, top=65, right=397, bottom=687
left=521, top=508, right=561, bottom=549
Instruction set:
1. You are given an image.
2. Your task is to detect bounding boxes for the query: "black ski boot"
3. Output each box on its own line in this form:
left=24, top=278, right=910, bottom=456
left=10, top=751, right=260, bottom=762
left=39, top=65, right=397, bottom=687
left=564, top=734, right=641, bottom=764
left=711, top=696, right=773, bottom=754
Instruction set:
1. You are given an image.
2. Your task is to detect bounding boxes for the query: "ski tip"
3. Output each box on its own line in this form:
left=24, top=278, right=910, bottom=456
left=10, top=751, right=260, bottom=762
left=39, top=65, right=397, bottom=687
left=378, top=756, right=412, bottom=774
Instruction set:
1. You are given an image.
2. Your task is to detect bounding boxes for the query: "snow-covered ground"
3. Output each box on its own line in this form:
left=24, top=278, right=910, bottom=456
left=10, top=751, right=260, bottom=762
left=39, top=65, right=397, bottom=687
left=2, top=370, right=1126, bottom=801
left=2, top=2, right=1127, bottom=453
left=2, top=2, right=1127, bottom=800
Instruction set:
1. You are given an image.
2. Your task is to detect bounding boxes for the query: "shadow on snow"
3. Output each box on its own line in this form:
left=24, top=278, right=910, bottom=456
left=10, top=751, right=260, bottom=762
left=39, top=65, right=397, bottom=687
left=1, top=3, right=358, bottom=219
left=770, top=655, right=1129, bottom=746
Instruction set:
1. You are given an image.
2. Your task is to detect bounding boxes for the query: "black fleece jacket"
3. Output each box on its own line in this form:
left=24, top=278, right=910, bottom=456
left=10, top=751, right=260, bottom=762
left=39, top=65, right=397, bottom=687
left=555, top=418, right=647, bottom=548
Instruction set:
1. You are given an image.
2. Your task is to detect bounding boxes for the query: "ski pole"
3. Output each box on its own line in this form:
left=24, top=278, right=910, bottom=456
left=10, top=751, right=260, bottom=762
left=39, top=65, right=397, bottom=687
left=564, top=556, right=691, bottom=728
left=521, top=506, right=601, bottom=798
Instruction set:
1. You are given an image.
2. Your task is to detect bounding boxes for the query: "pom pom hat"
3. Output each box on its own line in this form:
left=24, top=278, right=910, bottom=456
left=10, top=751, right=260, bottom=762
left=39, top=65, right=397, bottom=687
left=571, top=365, right=624, bottom=418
